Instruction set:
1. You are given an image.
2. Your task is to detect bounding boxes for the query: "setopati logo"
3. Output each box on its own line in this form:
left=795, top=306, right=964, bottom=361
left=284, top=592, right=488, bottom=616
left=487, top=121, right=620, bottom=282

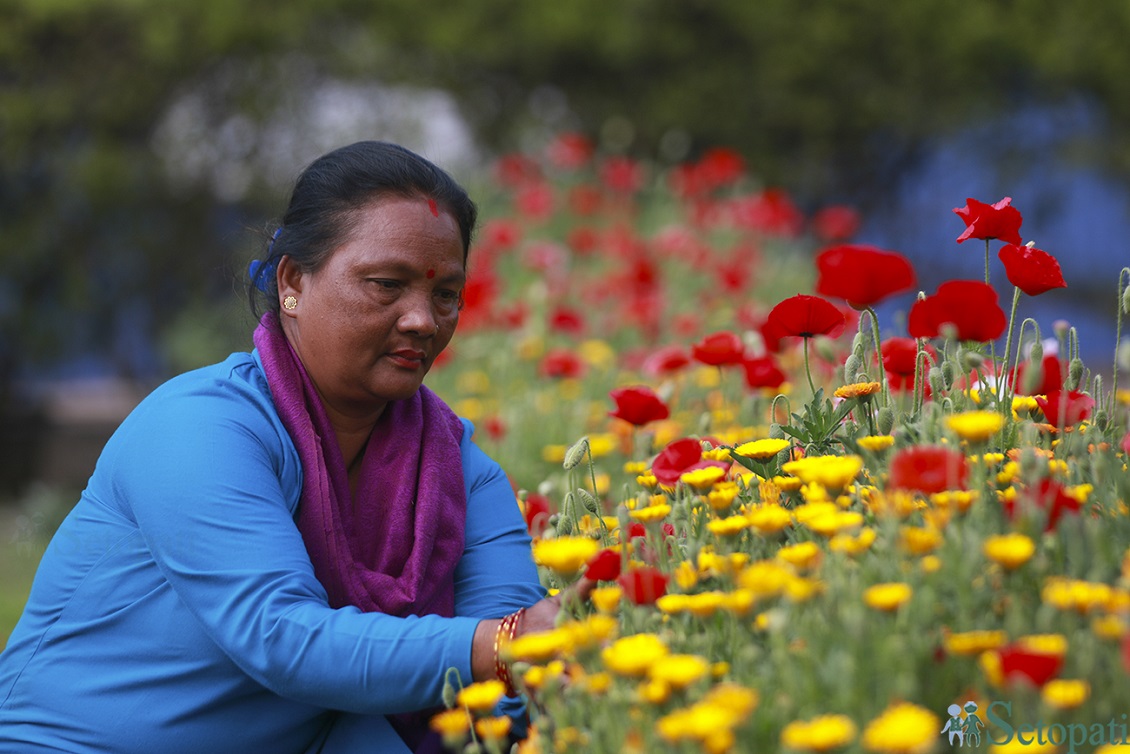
left=941, top=700, right=1130, bottom=752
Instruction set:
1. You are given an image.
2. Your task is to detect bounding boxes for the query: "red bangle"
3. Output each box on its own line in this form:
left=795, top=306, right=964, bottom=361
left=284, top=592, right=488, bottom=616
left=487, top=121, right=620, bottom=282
left=494, top=608, right=525, bottom=697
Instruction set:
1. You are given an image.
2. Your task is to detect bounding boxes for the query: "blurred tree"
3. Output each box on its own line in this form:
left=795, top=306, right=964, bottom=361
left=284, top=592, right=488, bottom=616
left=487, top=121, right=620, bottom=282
left=2, top=0, right=1130, bottom=457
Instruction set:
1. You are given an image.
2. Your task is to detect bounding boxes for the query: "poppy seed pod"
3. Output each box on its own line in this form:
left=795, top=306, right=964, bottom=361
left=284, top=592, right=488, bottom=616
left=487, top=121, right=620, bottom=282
left=877, top=407, right=895, bottom=435
left=928, top=368, right=945, bottom=397
left=960, top=351, right=984, bottom=373
left=577, top=488, right=601, bottom=514
left=941, top=361, right=956, bottom=390
left=844, top=354, right=863, bottom=384
left=1123, top=283, right=1130, bottom=314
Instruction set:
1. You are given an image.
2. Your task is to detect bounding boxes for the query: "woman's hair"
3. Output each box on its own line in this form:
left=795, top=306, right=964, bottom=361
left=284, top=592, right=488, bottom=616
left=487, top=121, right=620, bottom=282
left=248, top=141, right=478, bottom=317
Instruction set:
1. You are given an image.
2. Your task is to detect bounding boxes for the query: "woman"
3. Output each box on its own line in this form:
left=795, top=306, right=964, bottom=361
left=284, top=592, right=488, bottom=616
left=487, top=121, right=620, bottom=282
left=0, top=142, right=574, bottom=753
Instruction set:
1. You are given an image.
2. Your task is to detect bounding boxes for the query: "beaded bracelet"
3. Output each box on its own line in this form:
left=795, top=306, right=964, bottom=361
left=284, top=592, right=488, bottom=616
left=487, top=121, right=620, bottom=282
left=493, top=607, right=526, bottom=697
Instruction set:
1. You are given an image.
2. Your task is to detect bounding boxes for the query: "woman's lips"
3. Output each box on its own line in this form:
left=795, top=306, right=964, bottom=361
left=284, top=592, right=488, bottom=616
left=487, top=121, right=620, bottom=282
left=387, top=349, right=427, bottom=369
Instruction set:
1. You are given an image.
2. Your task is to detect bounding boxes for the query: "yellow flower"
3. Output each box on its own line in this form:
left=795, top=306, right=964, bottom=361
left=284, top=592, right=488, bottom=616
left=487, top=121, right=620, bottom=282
left=861, top=702, right=939, bottom=754
left=1015, top=633, right=1068, bottom=657
left=506, top=628, right=574, bottom=663
left=623, top=460, right=649, bottom=474
left=733, top=437, right=792, bottom=460
left=930, top=489, right=977, bottom=514
left=636, top=472, right=659, bottom=489
left=1011, top=394, right=1040, bottom=418
left=707, top=481, right=742, bottom=511
left=638, top=677, right=671, bottom=705
left=899, top=526, right=942, bottom=556
left=474, top=716, right=512, bottom=742
left=685, top=591, right=727, bottom=619
left=982, top=533, right=1036, bottom=570
left=1041, top=678, right=1089, bottom=710
left=834, top=381, right=881, bottom=399
left=863, top=582, right=913, bottom=612
left=579, top=671, right=612, bottom=695
left=721, top=589, right=757, bottom=615
left=681, top=465, right=728, bottom=491
left=829, top=527, right=877, bottom=556
left=708, top=514, right=752, bottom=537
left=785, top=577, right=824, bottom=603
left=989, top=738, right=1057, bottom=754
left=737, top=560, right=795, bottom=598
left=541, top=444, right=567, bottom=463
left=649, top=654, right=710, bottom=690
left=703, top=682, right=760, bottom=715
left=943, top=630, right=1008, bottom=657
left=777, top=541, right=822, bottom=570
left=578, top=338, right=616, bottom=368
left=803, top=509, right=864, bottom=537
left=590, top=585, right=623, bottom=614
left=781, top=714, right=858, bottom=752
left=747, top=504, right=793, bottom=534
left=674, top=560, right=699, bottom=590
left=601, top=633, right=669, bottom=677
left=656, top=593, right=692, bottom=615
left=456, top=679, right=506, bottom=712
left=429, top=708, right=470, bottom=741
left=919, top=555, right=942, bottom=573
left=521, top=660, right=565, bottom=691
left=782, top=455, right=864, bottom=490
left=532, top=537, right=601, bottom=575
left=1092, top=614, right=1126, bottom=640
left=1042, top=577, right=1112, bottom=613
left=629, top=503, right=672, bottom=522
left=947, top=410, right=1005, bottom=442
left=772, top=475, right=805, bottom=492
left=857, top=435, right=895, bottom=452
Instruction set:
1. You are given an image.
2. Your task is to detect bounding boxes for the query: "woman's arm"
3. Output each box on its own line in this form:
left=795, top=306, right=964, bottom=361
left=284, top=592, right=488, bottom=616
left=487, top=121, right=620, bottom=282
left=113, top=376, right=479, bottom=715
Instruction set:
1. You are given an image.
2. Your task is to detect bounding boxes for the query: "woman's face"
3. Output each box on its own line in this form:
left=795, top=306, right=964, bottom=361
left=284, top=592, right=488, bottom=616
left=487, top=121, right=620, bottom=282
left=278, top=195, right=465, bottom=424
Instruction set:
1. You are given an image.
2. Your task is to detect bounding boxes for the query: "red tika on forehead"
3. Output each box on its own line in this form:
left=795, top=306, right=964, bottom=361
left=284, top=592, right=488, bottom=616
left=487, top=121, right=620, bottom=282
left=426, top=269, right=435, bottom=279
left=427, top=198, right=439, bottom=217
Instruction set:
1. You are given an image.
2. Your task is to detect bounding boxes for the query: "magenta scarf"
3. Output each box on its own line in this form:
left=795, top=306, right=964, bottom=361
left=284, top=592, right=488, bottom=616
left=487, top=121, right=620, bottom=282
left=253, top=312, right=467, bottom=619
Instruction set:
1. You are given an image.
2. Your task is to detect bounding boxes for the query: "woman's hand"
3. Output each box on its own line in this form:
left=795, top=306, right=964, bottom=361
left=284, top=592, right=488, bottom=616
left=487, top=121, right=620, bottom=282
left=470, top=577, right=596, bottom=683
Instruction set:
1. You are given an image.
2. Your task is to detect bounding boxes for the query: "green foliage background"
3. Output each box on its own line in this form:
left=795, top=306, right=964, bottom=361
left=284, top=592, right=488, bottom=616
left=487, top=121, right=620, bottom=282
left=1, top=0, right=1128, bottom=412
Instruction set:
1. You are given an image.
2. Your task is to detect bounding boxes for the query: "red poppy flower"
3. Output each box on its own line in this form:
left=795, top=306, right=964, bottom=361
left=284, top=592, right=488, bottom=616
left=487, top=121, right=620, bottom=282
left=548, top=305, right=586, bottom=337
left=998, top=243, right=1067, bottom=297
left=691, top=331, right=746, bottom=367
left=546, top=132, right=594, bottom=170
left=1121, top=430, right=1130, bottom=456
left=599, top=156, right=645, bottom=194
left=812, top=205, right=861, bottom=242
left=953, top=197, right=1023, bottom=245
left=609, top=386, right=671, bottom=427
left=494, top=153, right=542, bottom=188
left=730, top=188, right=804, bottom=237
left=1009, top=353, right=1063, bottom=397
left=642, top=345, right=691, bottom=377
left=584, top=549, right=623, bottom=582
left=617, top=566, right=669, bottom=606
left=815, top=244, right=917, bottom=309
left=539, top=348, right=586, bottom=379
left=1034, top=390, right=1095, bottom=428
left=997, top=644, right=1063, bottom=687
left=880, top=337, right=938, bottom=392
left=907, top=280, right=1007, bottom=342
left=1002, top=478, right=1081, bottom=531
left=514, top=182, right=555, bottom=220
left=651, top=437, right=704, bottom=485
left=766, top=294, right=847, bottom=340
left=568, top=186, right=603, bottom=216
left=523, top=494, right=552, bottom=536
left=888, top=446, right=969, bottom=494
left=742, top=355, right=788, bottom=391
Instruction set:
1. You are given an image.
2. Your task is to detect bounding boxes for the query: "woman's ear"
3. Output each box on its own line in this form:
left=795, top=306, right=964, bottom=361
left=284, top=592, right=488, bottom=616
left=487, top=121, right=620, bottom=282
left=276, top=256, right=303, bottom=319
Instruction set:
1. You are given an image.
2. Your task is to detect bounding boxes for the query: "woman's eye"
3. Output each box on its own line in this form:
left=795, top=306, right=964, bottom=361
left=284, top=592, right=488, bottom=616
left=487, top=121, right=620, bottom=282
left=371, top=279, right=401, bottom=291
left=436, top=289, right=460, bottom=302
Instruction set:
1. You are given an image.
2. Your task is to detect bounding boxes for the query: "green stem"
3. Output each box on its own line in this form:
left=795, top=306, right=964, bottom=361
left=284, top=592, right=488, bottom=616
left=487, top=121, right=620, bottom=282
left=865, top=306, right=889, bottom=409
left=997, top=286, right=1022, bottom=416
left=983, top=238, right=991, bottom=286
left=1114, top=267, right=1129, bottom=412
left=803, top=337, right=817, bottom=396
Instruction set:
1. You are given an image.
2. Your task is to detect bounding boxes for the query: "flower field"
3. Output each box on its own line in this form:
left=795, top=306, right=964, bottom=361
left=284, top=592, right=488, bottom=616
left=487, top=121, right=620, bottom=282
left=425, top=134, right=1130, bottom=753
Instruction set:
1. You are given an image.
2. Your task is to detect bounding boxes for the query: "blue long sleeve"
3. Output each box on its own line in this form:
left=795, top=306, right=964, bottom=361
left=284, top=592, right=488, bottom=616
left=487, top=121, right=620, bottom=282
left=0, top=353, right=544, bottom=754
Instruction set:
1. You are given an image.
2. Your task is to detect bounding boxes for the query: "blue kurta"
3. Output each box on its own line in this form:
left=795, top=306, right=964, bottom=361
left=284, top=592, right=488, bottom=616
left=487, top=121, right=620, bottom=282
left=0, top=351, right=544, bottom=753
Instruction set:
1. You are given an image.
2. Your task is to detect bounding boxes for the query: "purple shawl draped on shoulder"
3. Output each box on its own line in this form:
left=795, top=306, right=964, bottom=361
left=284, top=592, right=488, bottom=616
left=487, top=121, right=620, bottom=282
left=253, top=312, right=467, bottom=750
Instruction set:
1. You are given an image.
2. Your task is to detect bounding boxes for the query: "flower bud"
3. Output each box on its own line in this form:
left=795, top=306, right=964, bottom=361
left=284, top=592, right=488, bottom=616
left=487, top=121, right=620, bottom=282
left=1029, top=339, right=1044, bottom=363
left=563, top=436, right=590, bottom=470
left=941, top=362, right=956, bottom=390
left=877, top=407, right=895, bottom=435
left=442, top=678, right=457, bottom=709
left=814, top=336, right=837, bottom=363
left=770, top=423, right=785, bottom=439
left=928, top=368, right=945, bottom=397
left=1092, top=409, right=1109, bottom=431
left=1123, top=283, right=1130, bottom=315
left=960, top=351, right=984, bottom=373
left=576, top=488, right=601, bottom=514
left=844, top=354, right=862, bottom=384
left=1066, top=358, right=1084, bottom=391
